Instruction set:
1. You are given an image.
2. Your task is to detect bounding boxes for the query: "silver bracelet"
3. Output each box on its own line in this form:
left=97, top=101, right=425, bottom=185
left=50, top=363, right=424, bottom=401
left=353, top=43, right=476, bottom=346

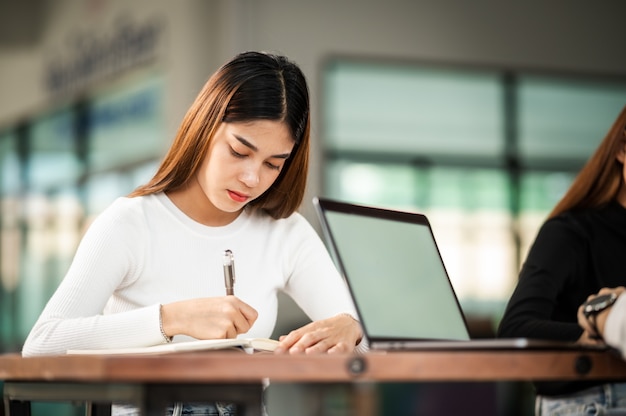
left=159, top=304, right=173, bottom=343
left=337, top=312, right=359, bottom=322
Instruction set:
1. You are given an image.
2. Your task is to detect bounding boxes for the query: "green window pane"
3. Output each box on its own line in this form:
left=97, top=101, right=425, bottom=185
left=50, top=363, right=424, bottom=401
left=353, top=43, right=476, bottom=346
left=0, top=131, right=20, bottom=194
left=325, top=160, right=423, bottom=209
left=518, top=76, right=626, bottom=164
left=324, top=61, right=503, bottom=159
left=90, top=74, right=164, bottom=171
left=520, top=171, right=575, bottom=213
left=323, top=160, right=516, bottom=305
left=30, top=108, right=81, bottom=190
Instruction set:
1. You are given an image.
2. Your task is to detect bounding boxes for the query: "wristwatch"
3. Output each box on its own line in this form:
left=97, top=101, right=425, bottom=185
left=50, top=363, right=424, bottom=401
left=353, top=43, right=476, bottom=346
left=582, top=292, right=618, bottom=318
left=582, top=292, right=618, bottom=339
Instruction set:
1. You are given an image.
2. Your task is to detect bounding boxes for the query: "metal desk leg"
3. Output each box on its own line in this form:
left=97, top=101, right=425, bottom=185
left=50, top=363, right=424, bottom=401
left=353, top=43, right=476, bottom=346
left=86, top=402, right=112, bottom=416
left=4, top=399, right=30, bottom=416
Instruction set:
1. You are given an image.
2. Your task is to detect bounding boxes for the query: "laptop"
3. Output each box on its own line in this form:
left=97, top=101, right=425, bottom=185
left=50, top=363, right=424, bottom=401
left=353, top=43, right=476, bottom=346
left=313, top=197, right=601, bottom=351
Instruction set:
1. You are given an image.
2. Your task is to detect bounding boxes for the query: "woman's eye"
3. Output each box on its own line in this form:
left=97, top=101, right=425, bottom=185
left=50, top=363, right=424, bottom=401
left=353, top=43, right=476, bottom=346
left=265, top=162, right=280, bottom=171
left=230, top=148, right=246, bottom=158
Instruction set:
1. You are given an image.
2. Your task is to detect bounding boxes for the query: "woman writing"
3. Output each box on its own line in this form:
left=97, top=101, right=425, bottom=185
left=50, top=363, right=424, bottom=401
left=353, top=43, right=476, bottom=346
left=22, top=51, right=364, bottom=415
left=498, top=104, right=626, bottom=415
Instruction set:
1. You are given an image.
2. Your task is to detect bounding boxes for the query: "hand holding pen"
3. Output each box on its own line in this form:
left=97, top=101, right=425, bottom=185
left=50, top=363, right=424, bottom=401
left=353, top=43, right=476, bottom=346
left=223, top=249, right=236, bottom=296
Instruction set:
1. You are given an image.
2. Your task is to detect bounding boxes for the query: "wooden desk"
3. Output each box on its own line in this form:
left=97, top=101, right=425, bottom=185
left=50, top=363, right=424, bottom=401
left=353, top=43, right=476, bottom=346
left=3, top=349, right=626, bottom=415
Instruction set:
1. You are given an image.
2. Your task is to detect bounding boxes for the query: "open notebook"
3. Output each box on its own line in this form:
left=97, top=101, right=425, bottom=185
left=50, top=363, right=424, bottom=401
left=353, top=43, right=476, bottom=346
left=67, top=338, right=279, bottom=355
left=313, top=197, right=600, bottom=351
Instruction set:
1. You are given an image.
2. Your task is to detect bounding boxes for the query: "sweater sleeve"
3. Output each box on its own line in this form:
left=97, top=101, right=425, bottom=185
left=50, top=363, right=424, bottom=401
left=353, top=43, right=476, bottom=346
left=497, top=218, right=589, bottom=341
left=279, top=215, right=367, bottom=352
left=22, top=199, right=165, bottom=356
left=281, top=215, right=358, bottom=321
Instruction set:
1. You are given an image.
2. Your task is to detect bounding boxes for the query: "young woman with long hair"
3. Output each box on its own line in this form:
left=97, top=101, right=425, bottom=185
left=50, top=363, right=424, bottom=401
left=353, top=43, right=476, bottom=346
left=498, top=105, right=626, bottom=415
left=23, top=51, right=364, bottom=415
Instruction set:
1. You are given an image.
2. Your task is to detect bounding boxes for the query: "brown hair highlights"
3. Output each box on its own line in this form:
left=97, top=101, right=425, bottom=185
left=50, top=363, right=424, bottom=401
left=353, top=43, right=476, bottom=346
left=549, top=105, right=626, bottom=219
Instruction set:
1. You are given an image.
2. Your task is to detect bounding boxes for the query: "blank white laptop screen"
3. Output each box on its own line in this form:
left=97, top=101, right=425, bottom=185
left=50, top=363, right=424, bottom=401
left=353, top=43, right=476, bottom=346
left=314, top=198, right=470, bottom=343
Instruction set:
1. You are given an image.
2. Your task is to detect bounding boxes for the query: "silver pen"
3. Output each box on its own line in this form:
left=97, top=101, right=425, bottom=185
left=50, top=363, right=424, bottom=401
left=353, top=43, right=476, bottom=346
left=223, top=250, right=236, bottom=296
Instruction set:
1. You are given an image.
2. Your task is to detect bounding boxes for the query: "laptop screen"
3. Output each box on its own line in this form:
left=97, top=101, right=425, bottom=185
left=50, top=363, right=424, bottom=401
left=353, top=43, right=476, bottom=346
left=314, top=198, right=470, bottom=342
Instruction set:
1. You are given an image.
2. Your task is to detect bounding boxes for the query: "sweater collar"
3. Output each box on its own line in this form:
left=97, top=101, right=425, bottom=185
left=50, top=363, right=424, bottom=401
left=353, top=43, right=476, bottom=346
left=153, top=192, right=253, bottom=236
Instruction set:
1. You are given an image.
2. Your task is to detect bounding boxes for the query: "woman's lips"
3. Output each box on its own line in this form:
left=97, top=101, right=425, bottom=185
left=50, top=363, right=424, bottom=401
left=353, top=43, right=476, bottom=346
left=228, top=190, right=249, bottom=203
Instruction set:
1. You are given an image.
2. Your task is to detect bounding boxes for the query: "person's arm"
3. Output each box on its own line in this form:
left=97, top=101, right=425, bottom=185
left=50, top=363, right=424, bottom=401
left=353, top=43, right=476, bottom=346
left=22, top=199, right=161, bottom=356
left=498, top=218, right=589, bottom=341
left=275, top=214, right=364, bottom=354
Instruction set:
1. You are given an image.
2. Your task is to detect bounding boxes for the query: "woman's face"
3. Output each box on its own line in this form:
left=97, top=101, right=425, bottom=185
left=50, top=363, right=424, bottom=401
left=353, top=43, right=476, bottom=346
left=196, top=119, right=294, bottom=223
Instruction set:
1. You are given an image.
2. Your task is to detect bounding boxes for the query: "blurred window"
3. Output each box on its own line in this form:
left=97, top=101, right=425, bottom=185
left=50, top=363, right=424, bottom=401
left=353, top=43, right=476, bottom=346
left=518, top=76, right=626, bottom=165
left=29, top=108, right=81, bottom=192
left=322, top=59, right=626, bottom=326
left=324, top=61, right=503, bottom=161
left=0, top=131, right=21, bottom=349
left=0, top=72, right=165, bottom=351
left=89, top=74, right=164, bottom=171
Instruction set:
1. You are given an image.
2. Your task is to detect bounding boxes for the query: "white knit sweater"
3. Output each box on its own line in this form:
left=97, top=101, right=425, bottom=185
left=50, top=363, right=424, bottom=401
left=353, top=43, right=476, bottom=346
left=22, top=193, right=361, bottom=356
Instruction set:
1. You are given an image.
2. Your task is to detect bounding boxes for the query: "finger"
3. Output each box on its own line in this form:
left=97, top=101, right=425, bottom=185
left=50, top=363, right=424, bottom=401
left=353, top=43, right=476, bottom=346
left=327, top=342, right=351, bottom=354
left=303, top=339, right=335, bottom=354
left=578, top=313, right=592, bottom=333
left=237, top=301, right=259, bottom=324
left=576, top=305, right=597, bottom=336
left=577, top=312, right=593, bottom=334
left=279, top=328, right=318, bottom=353
left=289, top=331, right=326, bottom=354
left=224, top=299, right=257, bottom=334
left=275, top=330, right=302, bottom=352
left=224, top=324, right=238, bottom=339
left=231, top=310, right=256, bottom=334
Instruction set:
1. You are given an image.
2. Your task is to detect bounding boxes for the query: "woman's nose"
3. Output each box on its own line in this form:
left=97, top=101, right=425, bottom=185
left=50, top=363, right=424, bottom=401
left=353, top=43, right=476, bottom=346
left=239, top=165, right=260, bottom=187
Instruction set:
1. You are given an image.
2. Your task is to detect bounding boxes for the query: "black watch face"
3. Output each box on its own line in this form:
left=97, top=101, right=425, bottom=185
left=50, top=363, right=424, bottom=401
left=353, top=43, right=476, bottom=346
left=583, top=293, right=617, bottom=315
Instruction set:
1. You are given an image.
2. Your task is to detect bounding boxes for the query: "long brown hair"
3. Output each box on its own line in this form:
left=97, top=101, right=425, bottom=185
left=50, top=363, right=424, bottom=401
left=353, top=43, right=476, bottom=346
left=548, top=105, right=626, bottom=219
left=129, top=51, right=311, bottom=219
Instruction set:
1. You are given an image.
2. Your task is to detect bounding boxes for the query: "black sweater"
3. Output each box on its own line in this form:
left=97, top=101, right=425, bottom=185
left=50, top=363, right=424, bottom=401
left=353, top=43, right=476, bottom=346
left=498, top=201, right=626, bottom=395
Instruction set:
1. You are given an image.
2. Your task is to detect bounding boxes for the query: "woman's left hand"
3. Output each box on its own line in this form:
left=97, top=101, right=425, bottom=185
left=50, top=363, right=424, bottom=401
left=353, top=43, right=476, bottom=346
left=274, top=313, right=362, bottom=354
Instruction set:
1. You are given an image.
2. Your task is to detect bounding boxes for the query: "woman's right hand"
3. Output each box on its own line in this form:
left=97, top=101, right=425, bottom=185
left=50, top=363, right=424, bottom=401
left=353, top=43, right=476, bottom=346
left=160, top=297, right=258, bottom=340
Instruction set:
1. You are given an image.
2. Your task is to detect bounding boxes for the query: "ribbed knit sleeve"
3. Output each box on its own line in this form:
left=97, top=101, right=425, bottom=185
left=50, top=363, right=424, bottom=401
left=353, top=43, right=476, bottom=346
left=280, top=214, right=358, bottom=322
left=22, top=198, right=164, bottom=356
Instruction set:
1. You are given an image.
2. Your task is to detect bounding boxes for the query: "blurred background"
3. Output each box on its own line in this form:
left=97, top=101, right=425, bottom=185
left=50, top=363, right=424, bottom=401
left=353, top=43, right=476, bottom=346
left=1, top=0, right=625, bottom=414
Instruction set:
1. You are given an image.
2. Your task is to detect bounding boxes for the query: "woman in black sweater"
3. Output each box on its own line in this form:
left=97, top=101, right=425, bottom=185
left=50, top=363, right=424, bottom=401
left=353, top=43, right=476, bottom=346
left=498, top=104, right=626, bottom=415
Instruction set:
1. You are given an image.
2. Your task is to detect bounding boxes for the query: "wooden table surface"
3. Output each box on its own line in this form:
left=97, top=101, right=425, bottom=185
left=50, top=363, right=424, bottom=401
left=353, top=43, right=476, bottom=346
left=2, top=348, right=626, bottom=383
